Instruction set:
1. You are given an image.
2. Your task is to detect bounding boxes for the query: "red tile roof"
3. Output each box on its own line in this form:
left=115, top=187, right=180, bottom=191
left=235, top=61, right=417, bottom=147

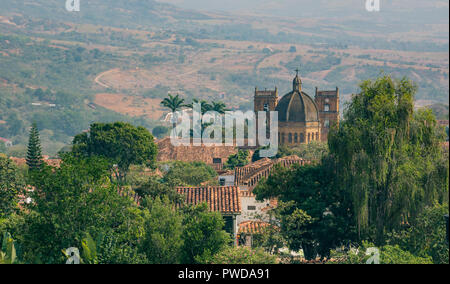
left=176, top=186, right=241, bottom=214
left=238, top=221, right=275, bottom=234
left=0, top=137, right=11, bottom=143
left=239, top=190, right=255, bottom=197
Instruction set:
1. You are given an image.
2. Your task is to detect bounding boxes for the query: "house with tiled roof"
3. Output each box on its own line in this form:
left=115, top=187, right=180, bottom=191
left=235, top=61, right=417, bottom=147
left=235, top=155, right=310, bottom=190
left=157, top=137, right=238, bottom=169
left=176, top=186, right=242, bottom=238
left=237, top=221, right=277, bottom=247
left=237, top=189, right=277, bottom=235
left=0, top=137, right=12, bottom=147
left=218, top=170, right=235, bottom=186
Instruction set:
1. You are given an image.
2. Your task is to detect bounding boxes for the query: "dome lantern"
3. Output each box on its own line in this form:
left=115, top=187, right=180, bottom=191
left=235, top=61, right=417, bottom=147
left=293, top=68, right=302, bottom=92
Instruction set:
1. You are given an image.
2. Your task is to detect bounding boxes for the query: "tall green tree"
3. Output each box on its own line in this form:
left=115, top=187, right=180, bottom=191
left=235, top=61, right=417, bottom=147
left=141, top=197, right=184, bottom=264
left=254, top=160, right=356, bottom=259
left=328, top=75, right=448, bottom=244
left=181, top=203, right=231, bottom=263
left=225, top=150, right=250, bottom=169
left=161, top=94, right=187, bottom=130
left=22, top=155, right=147, bottom=263
left=72, top=122, right=158, bottom=183
left=210, top=101, right=228, bottom=114
left=187, top=99, right=212, bottom=115
left=26, top=123, right=43, bottom=171
left=0, top=154, right=25, bottom=218
left=160, top=94, right=187, bottom=113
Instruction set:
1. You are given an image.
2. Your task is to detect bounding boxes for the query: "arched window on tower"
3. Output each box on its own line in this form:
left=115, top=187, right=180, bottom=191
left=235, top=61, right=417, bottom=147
left=300, top=133, right=305, bottom=143
left=294, top=133, right=298, bottom=143
left=324, top=104, right=330, bottom=112
left=288, top=133, right=293, bottom=143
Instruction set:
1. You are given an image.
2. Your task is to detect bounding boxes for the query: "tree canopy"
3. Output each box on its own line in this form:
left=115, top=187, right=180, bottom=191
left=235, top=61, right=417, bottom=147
left=0, top=154, right=25, bottom=218
left=160, top=94, right=187, bottom=113
left=72, top=122, right=158, bottom=183
left=254, top=75, right=448, bottom=261
left=328, top=75, right=448, bottom=243
left=225, top=150, right=250, bottom=169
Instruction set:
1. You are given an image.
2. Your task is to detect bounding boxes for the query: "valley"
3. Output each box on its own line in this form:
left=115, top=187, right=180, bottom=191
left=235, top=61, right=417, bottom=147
left=0, top=0, right=448, bottom=155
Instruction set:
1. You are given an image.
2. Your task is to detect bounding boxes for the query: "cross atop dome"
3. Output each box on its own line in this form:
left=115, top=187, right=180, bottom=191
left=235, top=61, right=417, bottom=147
left=293, top=68, right=302, bottom=92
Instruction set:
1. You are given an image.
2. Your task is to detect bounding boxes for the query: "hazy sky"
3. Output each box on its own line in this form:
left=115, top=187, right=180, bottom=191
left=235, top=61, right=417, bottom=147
left=156, top=0, right=449, bottom=20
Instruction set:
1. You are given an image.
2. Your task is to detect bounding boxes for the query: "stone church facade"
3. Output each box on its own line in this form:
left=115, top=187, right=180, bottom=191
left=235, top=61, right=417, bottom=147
left=254, top=71, right=339, bottom=145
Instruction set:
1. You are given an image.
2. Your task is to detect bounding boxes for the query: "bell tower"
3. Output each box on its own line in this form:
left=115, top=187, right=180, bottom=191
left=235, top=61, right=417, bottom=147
left=254, top=87, right=278, bottom=113
left=315, top=87, right=340, bottom=142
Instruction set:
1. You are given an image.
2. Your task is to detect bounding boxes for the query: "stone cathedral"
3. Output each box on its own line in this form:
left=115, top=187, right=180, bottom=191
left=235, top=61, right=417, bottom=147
left=254, top=71, right=339, bottom=146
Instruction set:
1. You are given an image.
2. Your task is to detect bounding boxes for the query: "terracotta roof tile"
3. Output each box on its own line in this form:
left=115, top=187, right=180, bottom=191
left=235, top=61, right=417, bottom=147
left=238, top=221, right=275, bottom=234
left=176, top=186, right=241, bottom=214
left=239, top=190, right=255, bottom=197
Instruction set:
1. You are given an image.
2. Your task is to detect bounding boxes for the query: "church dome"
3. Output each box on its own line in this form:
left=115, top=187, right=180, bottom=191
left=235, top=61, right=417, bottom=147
left=275, top=72, right=319, bottom=122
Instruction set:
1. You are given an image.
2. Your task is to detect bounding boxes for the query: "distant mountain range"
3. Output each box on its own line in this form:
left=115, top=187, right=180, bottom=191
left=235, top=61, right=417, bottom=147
left=157, top=0, right=449, bottom=20
left=0, top=0, right=209, bottom=28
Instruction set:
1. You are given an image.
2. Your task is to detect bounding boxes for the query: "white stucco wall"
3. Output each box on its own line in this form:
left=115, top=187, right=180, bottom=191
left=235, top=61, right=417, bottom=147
left=236, top=196, right=271, bottom=226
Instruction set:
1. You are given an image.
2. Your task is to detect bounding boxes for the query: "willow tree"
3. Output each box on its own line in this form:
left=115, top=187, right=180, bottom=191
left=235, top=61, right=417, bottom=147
left=328, top=75, right=448, bottom=244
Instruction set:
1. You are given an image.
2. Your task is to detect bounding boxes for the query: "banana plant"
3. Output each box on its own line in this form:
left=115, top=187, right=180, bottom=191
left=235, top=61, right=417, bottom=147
left=81, top=233, right=98, bottom=264
left=0, top=232, right=17, bottom=264
left=63, top=232, right=98, bottom=264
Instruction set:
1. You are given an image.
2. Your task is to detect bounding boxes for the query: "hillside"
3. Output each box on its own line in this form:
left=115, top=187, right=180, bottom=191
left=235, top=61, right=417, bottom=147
left=0, top=0, right=448, bottom=155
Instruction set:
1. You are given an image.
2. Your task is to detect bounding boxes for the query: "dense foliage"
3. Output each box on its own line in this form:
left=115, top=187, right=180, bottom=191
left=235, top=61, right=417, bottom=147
left=161, top=161, right=218, bottom=186
left=225, top=150, right=250, bottom=169
left=203, top=247, right=277, bottom=264
left=328, top=75, right=448, bottom=243
left=72, top=122, right=158, bottom=183
left=0, top=154, right=25, bottom=218
left=0, top=74, right=447, bottom=264
left=254, top=75, right=448, bottom=262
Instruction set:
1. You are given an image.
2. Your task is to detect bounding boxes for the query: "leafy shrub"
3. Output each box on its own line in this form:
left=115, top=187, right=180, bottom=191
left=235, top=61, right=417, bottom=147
left=203, top=247, right=277, bottom=264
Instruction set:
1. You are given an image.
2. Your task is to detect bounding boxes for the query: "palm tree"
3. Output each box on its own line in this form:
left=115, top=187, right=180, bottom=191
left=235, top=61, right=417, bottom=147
left=188, top=99, right=212, bottom=115
left=160, top=94, right=186, bottom=113
left=161, top=94, right=186, bottom=130
left=210, top=101, right=228, bottom=114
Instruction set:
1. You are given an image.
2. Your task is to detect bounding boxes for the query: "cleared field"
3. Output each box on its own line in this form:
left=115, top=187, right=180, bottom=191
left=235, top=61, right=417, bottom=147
left=94, top=93, right=165, bottom=121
